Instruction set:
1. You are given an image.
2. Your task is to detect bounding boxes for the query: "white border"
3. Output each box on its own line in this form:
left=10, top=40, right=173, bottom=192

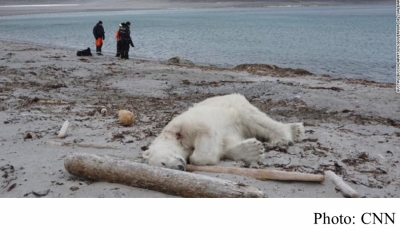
left=0, top=199, right=398, bottom=241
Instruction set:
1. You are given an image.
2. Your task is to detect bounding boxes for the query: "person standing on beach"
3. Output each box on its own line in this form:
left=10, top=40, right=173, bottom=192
left=115, top=23, right=123, bottom=57
left=119, top=21, right=134, bottom=59
left=93, top=21, right=105, bottom=56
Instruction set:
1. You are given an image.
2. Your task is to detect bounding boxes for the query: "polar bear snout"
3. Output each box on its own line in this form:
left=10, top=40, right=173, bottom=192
left=151, top=157, right=187, bottom=171
left=162, top=157, right=186, bottom=171
left=177, top=163, right=186, bottom=171
left=144, top=149, right=187, bottom=171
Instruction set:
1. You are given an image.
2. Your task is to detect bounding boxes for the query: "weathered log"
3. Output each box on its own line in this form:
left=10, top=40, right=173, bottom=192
left=325, top=171, right=359, bottom=198
left=64, top=153, right=266, bottom=198
left=187, top=165, right=325, bottom=182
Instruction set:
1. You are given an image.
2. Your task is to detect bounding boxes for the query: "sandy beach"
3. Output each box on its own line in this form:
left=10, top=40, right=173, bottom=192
left=0, top=38, right=398, bottom=198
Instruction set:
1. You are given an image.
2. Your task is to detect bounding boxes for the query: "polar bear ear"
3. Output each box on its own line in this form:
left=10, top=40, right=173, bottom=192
left=142, top=150, right=151, bottom=159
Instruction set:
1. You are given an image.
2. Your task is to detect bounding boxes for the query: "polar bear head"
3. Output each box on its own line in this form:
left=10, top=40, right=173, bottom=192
left=142, top=140, right=187, bottom=171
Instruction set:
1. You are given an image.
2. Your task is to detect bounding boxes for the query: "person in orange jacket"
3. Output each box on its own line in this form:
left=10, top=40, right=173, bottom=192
left=115, top=23, right=123, bottom=57
left=93, top=21, right=105, bottom=56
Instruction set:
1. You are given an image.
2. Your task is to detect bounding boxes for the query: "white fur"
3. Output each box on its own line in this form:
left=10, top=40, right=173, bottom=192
left=143, top=94, right=305, bottom=170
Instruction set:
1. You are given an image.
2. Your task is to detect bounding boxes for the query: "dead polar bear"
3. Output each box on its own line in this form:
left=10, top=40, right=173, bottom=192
left=143, top=94, right=305, bottom=170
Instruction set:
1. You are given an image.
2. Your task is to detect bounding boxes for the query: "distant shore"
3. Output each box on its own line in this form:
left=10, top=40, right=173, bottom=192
left=0, top=0, right=394, bottom=17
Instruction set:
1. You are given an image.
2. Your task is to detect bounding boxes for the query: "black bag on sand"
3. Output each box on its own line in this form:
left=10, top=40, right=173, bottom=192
left=77, top=47, right=92, bottom=56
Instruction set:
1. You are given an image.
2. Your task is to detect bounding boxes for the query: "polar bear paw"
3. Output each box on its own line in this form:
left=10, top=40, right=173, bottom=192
left=270, top=138, right=293, bottom=147
left=290, top=123, right=305, bottom=143
left=229, top=138, right=265, bottom=162
left=268, top=123, right=305, bottom=147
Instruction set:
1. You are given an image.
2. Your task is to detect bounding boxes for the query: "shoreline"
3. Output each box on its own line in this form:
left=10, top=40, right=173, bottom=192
left=0, top=40, right=399, bottom=198
left=0, top=38, right=393, bottom=85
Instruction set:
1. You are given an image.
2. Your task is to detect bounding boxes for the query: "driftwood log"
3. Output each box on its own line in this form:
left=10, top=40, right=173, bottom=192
left=64, top=153, right=266, bottom=198
left=325, top=170, right=359, bottom=198
left=186, top=165, right=325, bottom=182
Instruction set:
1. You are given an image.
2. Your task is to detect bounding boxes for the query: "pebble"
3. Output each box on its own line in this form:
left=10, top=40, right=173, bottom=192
left=32, top=189, right=50, bottom=197
left=70, top=186, right=79, bottom=191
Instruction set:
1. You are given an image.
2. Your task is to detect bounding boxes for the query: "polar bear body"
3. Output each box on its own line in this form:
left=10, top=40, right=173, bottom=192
left=143, top=94, right=305, bottom=170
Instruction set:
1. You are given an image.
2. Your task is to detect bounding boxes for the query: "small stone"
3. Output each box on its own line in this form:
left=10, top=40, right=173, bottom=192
left=100, top=108, right=107, bottom=116
left=118, top=110, right=135, bottom=126
left=181, top=79, right=191, bottom=85
left=70, top=186, right=79, bottom=191
left=24, top=132, right=33, bottom=140
left=32, top=189, right=50, bottom=197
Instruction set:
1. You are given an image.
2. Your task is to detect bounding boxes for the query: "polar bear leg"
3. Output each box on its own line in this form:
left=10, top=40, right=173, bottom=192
left=189, top=133, right=222, bottom=166
left=224, top=138, right=264, bottom=162
left=245, top=109, right=305, bottom=146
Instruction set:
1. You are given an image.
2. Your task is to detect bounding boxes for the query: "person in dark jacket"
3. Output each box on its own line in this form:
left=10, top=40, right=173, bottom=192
left=119, top=21, right=134, bottom=59
left=93, top=21, right=105, bottom=55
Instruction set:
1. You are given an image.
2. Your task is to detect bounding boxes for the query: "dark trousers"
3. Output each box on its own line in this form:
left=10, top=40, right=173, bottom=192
left=116, top=40, right=121, bottom=57
left=120, top=39, right=130, bottom=59
left=95, top=37, right=103, bottom=55
left=96, top=46, right=102, bottom=54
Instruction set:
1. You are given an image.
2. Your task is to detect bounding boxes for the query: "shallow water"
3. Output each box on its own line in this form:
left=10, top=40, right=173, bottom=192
left=0, top=5, right=394, bottom=82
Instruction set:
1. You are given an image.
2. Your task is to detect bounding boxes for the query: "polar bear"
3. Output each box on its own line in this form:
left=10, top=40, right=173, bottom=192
left=142, top=94, right=305, bottom=170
